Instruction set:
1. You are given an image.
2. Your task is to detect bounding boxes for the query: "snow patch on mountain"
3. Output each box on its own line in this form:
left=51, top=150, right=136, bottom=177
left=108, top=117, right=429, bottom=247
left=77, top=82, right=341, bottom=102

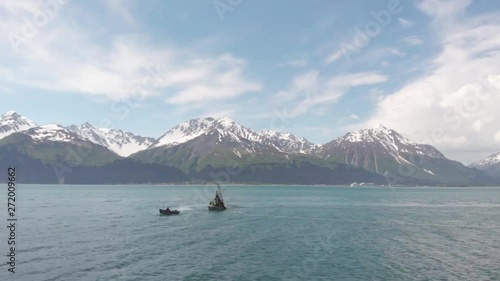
left=259, top=129, right=319, bottom=154
left=423, top=168, right=436, bottom=175
left=26, top=124, right=82, bottom=143
left=67, top=123, right=155, bottom=157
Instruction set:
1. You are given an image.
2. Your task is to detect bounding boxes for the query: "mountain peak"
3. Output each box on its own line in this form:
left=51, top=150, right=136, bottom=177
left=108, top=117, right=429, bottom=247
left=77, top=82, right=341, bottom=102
left=194, top=116, right=235, bottom=126
left=0, top=111, right=38, bottom=139
left=215, top=116, right=235, bottom=126
left=340, top=124, right=406, bottom=145
left=2, top=110, right=18, bottom=117
left=154, top=116, right=258, bottom=148
left=258, top=129, right=318, bottom=154
left=371, top=123, right=389, bottom=131
left=329, top=124, right=447, bottom=159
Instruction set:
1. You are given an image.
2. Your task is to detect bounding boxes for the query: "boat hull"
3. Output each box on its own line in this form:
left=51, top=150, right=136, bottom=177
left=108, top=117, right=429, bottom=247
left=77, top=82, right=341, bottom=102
left=159, top=209, right=180, bottom=215
left=208, top=205, right=226, bottom=211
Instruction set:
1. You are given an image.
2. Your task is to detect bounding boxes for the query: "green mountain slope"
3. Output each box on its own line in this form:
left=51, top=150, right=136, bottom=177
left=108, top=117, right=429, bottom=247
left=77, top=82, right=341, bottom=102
left=0, top=132, right=119, bottom=167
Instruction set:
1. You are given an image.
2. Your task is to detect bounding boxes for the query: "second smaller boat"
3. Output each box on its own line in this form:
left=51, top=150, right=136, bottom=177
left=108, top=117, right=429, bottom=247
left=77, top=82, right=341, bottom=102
left=159, top=208, right=180, bottom=215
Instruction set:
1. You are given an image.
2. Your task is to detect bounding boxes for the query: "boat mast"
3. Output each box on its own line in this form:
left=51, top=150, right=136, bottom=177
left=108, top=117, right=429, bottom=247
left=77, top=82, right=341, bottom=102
left=215, top=182, right=224, bottom=206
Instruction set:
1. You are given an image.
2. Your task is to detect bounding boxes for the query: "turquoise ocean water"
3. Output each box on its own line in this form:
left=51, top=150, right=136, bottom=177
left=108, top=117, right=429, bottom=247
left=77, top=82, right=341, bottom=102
left=0, top=184, right=499, bottom=280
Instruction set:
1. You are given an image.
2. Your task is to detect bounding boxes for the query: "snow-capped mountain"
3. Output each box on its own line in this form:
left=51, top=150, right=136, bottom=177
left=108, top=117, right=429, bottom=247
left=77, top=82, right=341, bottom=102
left=2, top=123, right=121, bottom=168
left=317, top=124, right=490, bottom=184
left=469, top=152, right=500, bottom=178
left=1, top=110, right=497, bottom=185
left=23, top=124, right=85, bottom=143
left=328, top=124, right=445, bottom=160
left=152, top=117, right=320, bottom=155
left=67, top=123, right=155, bottom=157
left=469, top=152, right=500, bottom=169
left=134, top=117, right=293, bottom=169
left=258, top=129, right=319, bottom=154
left=153, top=117, right=261, bottom=148
left=0, top=111, right=37, bottom=139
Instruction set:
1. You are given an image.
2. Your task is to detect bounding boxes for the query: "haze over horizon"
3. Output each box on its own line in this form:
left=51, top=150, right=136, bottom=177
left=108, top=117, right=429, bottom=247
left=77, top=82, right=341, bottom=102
left=1, top=0, right=500, bottom=164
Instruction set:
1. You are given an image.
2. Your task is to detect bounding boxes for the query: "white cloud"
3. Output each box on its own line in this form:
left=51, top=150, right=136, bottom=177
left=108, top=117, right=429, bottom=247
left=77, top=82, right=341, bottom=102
left=386, top=48, right=407, bottom=56
left=0, top=2, right=261, bottom=107
left=402, top=35, right=423, bottom=45
left=273, top=71, right=319, bottom=103
left=327, top=72, right=388, bottom=88
left=0, top=1, right=40, bottom=14
left=417, top=0, right=472, bottom=20
left=398, top=18, right=414, bottom=27
left=273, top=71, right=387, bottom=118
left=495, top=131, right=500, bottom=143
left=325, top=46, right=405, bottom=66
left=364, top=1, right=500, bottom=163
left=350, top=114, right=360, bottom=120
left=324, top=49, right=345, bottom=64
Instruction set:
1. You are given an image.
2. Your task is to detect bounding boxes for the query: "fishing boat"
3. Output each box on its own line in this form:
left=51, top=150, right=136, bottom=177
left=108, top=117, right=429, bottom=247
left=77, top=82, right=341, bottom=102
left=159, top=208, right=180, bottom=215
left=208, top=182, right=226, bottom=211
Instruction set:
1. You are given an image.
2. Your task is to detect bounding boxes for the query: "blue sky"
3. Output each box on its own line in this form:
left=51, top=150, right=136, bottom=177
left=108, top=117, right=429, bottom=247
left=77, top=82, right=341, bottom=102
left=1, top=0, right=500, bottom=163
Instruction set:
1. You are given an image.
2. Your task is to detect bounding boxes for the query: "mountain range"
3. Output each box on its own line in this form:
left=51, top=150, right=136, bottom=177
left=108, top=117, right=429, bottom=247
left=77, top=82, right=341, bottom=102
left=0, top=111, right=498, bottom=186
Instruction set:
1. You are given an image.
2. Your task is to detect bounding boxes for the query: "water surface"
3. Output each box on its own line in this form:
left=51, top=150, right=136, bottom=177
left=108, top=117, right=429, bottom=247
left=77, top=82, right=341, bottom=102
left=1, top=185, right=499, bottom=280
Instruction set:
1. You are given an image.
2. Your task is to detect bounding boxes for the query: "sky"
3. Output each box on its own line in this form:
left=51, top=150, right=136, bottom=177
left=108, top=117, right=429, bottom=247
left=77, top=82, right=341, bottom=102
left=1, top=0, right=500, bottom=164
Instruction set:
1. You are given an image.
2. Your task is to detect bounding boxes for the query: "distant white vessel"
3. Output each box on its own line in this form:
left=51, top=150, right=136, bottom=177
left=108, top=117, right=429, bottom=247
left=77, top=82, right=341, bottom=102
left=350, top=182, right=375, bottom=187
